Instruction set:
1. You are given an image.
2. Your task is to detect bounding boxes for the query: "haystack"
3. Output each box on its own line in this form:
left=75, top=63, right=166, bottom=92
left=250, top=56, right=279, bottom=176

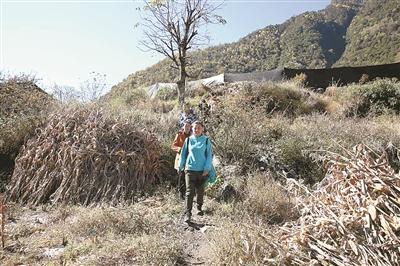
left=8, top=106, right=162, bottom=205
left=297, top=144, right=400, bottom=265
left=264, top=144, right=400, bottom=265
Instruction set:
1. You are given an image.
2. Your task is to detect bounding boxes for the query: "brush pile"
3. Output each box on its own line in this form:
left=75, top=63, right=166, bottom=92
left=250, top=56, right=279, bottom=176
left=0, top=78, right=52, bottom=155
left=8, top=106, right=162, bottom=205
left=264, top=144, right=400, bottom=265
left=301, top=144, right=400, bottom=264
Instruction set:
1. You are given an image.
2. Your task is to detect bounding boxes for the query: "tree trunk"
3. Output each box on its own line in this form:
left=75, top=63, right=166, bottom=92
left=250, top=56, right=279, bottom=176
left=177, top=61, right=186, bottom=105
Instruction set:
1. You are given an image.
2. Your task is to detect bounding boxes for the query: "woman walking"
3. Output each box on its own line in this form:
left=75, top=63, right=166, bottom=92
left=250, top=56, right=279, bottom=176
left=171, top=119, right=192, bottom=199
left=179, top=121, right=213, bottom=223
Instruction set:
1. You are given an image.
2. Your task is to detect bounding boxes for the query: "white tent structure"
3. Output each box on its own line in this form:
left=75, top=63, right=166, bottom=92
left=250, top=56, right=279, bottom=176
left=146, top=73, right=225, bottom=99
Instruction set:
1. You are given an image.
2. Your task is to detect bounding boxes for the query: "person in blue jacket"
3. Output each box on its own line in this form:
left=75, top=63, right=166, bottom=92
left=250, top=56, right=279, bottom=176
left=179, top=120, right=213, bottom=223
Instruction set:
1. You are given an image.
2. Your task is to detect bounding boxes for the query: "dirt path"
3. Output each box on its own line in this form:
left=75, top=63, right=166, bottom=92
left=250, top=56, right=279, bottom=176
left=180, top=208, right=216, bottom=265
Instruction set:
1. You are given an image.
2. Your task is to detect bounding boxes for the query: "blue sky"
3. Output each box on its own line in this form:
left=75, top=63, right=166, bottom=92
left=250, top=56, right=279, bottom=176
left=1, top=0, right=329, bottom=92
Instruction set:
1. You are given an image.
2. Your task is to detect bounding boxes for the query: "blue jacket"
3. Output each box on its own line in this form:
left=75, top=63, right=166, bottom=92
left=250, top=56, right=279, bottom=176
left=179, top=135, right=213, bottom=172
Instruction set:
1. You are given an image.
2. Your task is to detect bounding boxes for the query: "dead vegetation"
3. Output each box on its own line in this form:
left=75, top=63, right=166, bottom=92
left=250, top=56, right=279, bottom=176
left=292, top=144, right=400, bottom=265
left=0, top=76, right=53, bottom=190
left=0, top=191, right=185, bottom=265
left=8, top=105, right=163, bottom=205
left=0, top=76, right=53, bottom=155
left=210, top=144, right=400, bottom=265
left=2, top=78, right=400, bottom=265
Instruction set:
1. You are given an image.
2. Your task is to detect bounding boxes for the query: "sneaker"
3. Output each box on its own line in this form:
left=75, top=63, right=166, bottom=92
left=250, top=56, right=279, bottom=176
left=184, top=213, right=191, bottom=223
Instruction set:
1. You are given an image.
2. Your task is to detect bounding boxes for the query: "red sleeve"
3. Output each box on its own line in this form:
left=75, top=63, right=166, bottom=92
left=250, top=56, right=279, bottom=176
left=171, top=133, right=182, bottom=153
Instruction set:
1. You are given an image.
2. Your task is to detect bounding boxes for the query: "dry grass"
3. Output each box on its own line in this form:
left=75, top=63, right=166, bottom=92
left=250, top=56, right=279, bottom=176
left=207, top=173, right=301, bottom=265
left=207, top=95, right=400, bottom=182
left=0, top=76, right=53, bottom=155
left=243, top=173, right=298, bottom=224
left=104, top=95, right=184, bottom=184
left=210, top=144, right=400, bottom=265
left=0, top=190, right=184, bottom=265
left=0, top=76, right=53, bottom=190
left=228, top=81, right=327, bottom=117
left=9, top=105, right=163, bottom=205
left=209, top=172, right=298, bottom=225
left=210, top=222, right=303, bottom=266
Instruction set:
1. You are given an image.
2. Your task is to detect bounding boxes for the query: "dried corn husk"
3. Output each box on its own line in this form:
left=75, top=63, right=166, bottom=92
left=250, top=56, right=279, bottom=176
left=8, top=106, right=162, bottom=205
left=262, top=144, right=400, bottom=265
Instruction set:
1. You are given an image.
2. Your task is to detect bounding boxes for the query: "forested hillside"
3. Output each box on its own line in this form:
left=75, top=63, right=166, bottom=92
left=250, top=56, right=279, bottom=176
left=108, top=0, right=399, bottom=97
left=334, top=0, right=400, bottom=66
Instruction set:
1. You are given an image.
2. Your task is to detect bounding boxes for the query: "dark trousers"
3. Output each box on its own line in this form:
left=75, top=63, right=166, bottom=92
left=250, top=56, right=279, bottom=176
left=177, top=170, right=186, bottom=200
left=185, top=171, right=207, bottom=215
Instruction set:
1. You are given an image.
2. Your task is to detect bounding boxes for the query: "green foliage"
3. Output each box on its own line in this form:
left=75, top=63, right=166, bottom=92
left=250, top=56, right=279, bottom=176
left=107, top=0, right=371, bottom=98
left=156, top=86, right=177, bottom=101
left=336, top=79, right=400, bottom=116
left=335, top=0, right=400, bottom=66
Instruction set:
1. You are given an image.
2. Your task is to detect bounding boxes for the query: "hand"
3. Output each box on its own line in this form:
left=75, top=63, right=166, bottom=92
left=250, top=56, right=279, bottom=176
left=202, top=170, right=208, bottom=177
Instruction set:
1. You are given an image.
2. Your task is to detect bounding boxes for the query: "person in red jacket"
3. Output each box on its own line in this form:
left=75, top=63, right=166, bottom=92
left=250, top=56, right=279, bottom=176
left=171, top=119, right=192, bottom=199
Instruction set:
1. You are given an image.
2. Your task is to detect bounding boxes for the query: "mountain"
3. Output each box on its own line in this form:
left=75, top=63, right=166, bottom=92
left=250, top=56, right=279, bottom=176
left=334, top=0, right=400, bottom=66
left=108, top=0, right=399, bottom=97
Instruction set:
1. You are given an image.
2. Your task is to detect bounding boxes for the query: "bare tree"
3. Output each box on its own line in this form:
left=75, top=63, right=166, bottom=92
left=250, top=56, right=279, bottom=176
left=79, top=72, right=107, bottom=102
left=51, top=84, right=79, bottom=103
left=139, top=0, right=225, bottom=104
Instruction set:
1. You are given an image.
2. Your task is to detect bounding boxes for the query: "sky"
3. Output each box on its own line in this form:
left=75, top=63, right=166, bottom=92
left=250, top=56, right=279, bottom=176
left=0, top=0, right=330, bottom=93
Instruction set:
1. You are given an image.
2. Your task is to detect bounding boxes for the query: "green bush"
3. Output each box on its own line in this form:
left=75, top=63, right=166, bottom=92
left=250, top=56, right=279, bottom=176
left=337, top=79, right=400, bottom=116
left=156, top=86, right=177, bottom=101
left=234, top=81, right=327, bottom=117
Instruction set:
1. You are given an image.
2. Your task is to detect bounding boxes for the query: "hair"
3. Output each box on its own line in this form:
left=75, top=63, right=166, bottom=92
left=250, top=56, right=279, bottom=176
left=192, top=120, right=204, bottom=128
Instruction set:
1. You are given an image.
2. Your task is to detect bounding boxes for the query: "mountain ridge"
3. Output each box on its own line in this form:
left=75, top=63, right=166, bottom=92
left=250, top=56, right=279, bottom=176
left=108, top=0, right=399, bottom=97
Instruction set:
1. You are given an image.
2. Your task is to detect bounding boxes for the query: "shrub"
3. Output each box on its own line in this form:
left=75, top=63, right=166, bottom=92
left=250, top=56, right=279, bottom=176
left=200, top=80, right=400, bottom=183
left=292, top=72, right=308, bottom=87
left=124, top=88, right=148, bottom=105
left=156, top=86, right=177, bottom=101
left=208, top=103, right=400, bottom=183
left=243, top=172, right=298, bottom=224
left=209, top=171, right=300, bottom=265
left=209, top=105, right=268, bottom=167
left=335, top=78, right=400, bottom=116
left=0, top=76, right=53, bottom=156
left=234, top=81, right=327, bottom=117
